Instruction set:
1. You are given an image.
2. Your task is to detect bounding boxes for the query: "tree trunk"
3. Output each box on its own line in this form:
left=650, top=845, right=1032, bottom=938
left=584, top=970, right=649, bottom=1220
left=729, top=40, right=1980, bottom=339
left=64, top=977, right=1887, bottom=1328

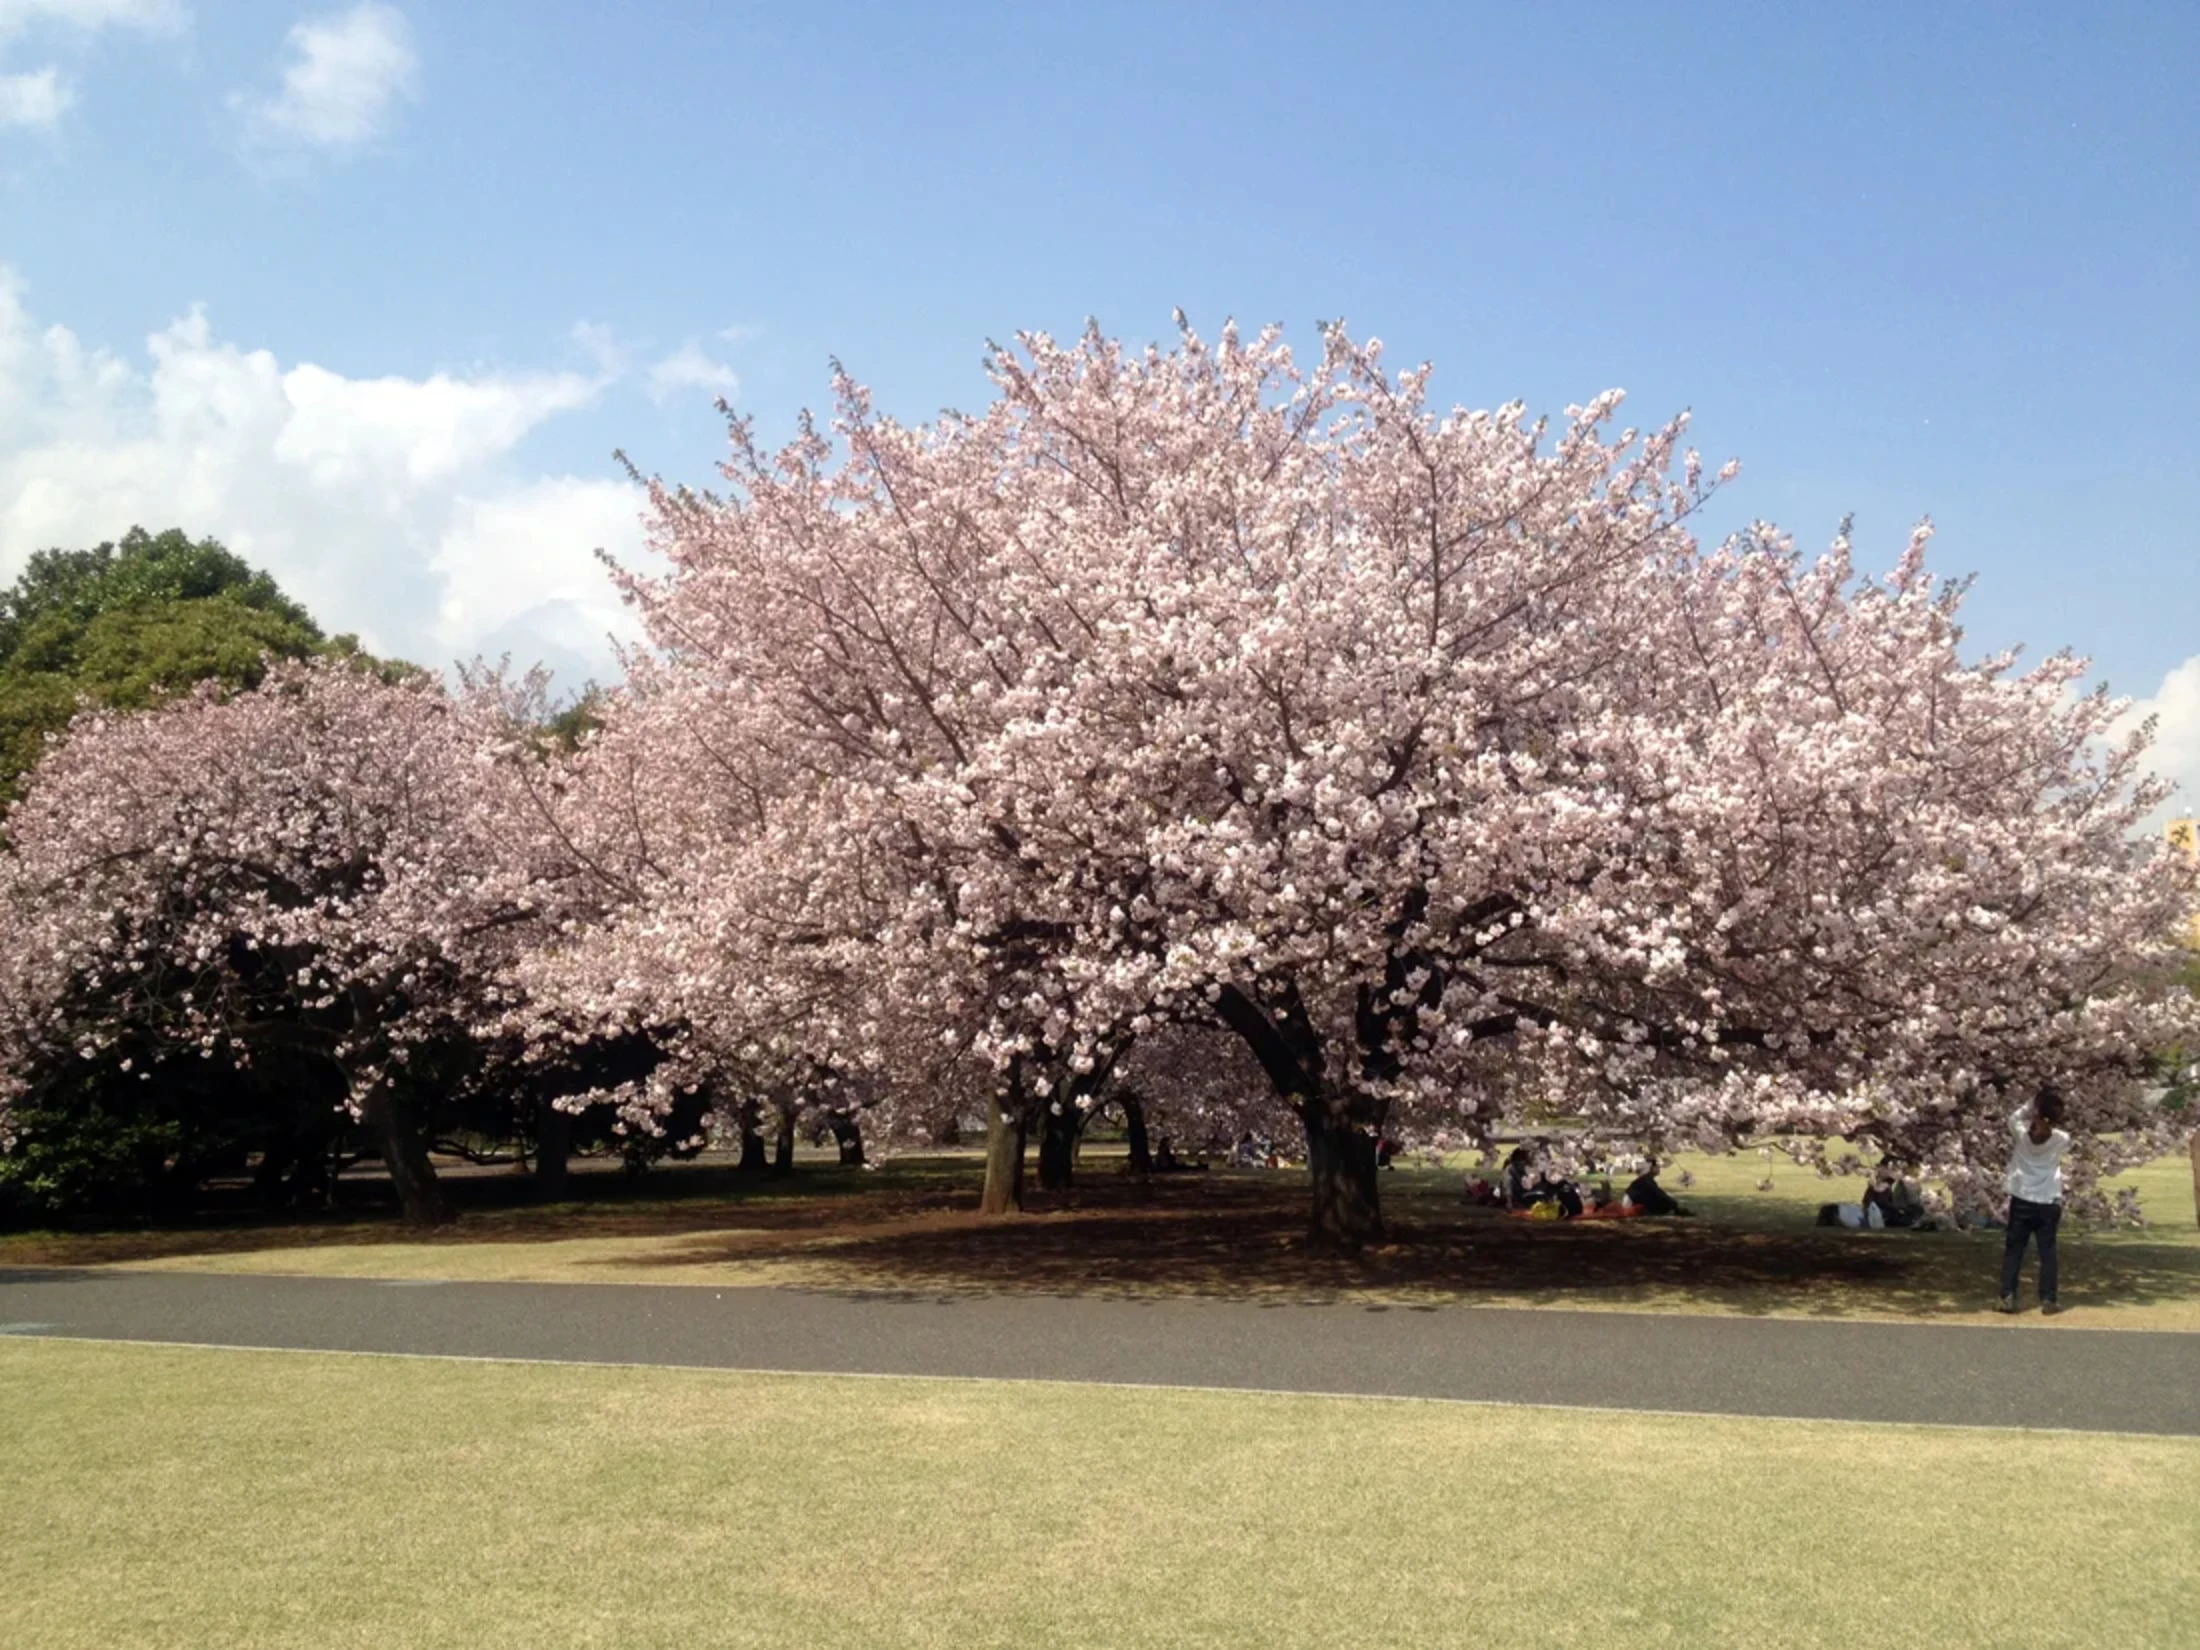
left=286, top=1102, right=337, bottom=1209
left=1121, top=1091, right=1153, bottom=1177
left=771, top=1105, right=796, bottom=1177
left=535, top=1099, right=571, bottom=1201
left=1036, top=1101, right=1077, bottom=1191
left=827, top=1112, right=865, bottom=1167
left=1302, top=1105, right=1383, bottom=1251
left=979, top=1087, right=1028, bottom=1216
left=252, top=1131, right=298, bottom=1209
left=736, top=1100, right=768, bottom=1172
left=363, top=1087, right=453, bottom=1227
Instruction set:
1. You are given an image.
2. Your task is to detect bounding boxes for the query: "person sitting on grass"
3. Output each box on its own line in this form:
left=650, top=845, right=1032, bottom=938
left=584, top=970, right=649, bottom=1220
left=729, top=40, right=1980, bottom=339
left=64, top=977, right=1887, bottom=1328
left=1871, top=1175, right=1926, bottom=1228
left=1548, top=1175, right=1585, bottom=1218
left=1816, top=1178, right=1924, bottom=1230
left=1502, top=1145, right=1540, bottom=1209
left=1621, top=1160, right=1690, bottom=1217
left=1998, top=1087, right=2071, bottom=1316
left=1500, top=1141, right=1590, bottom=1217
left=1816, top=1197, right=1886, bottom=1230
left=1150, top=1135, right=1207, bottom=1174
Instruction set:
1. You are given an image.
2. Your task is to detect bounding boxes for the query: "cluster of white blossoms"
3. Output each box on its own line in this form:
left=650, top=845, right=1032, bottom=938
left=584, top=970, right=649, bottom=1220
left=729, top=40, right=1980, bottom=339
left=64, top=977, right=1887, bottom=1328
left=4, top=318, right=2194, bottom=1241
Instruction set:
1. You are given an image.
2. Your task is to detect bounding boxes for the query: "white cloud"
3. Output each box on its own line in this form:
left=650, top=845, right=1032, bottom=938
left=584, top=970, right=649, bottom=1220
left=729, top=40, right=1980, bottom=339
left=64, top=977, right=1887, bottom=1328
left=0, top=268, right=648, bottom=687
left=232, top=2, right=417, bottom=155
left=432, top=480, right=650, bottom=675
left=569, top=321, right=629, bottom=379
left=0, top=0, right=184, bottom=40
left=275, top=358, right=600, bottom=487
left=0, top=0, right=181, bottom=136
left=0, top=62, right=68, bottom=127
left=2128, top=655, right=2200, bottom=825
left=647, top=340, right=741, bottom=405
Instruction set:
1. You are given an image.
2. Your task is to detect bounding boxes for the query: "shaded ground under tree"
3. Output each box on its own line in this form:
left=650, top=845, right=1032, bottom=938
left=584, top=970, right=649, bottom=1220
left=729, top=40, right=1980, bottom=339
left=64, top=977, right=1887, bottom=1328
left=8, top=1153, right=2199, bottom=1324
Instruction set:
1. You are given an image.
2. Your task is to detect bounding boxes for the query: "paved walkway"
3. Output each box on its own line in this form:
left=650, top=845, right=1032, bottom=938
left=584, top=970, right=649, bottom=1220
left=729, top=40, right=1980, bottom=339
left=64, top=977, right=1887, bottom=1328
left=4, top=1267, right=2196, bottom=1435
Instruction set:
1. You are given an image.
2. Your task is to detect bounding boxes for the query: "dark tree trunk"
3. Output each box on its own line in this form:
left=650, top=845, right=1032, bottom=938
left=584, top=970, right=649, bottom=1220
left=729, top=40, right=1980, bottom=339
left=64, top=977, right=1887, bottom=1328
left=1216, top=981, right=1378, bottom=1244
left=1036, top=1101, right=1078, bottom=1191
left=1121, top=1092, right=1153, bottom=1177
left=252, top=1131, right=297, bottom=1209
left=736, top=1100, right=769, bottom=1172
left=285, top=1063, right=339, bottom=1209
left=535, top=1099, right=571, bottom=1201
left=770, top=1105, right=796, bottom=1177
left=253, top=1058, right=337, bottom=1210
left=284, top=1101, right=337, bottom=1209
left=292, top=1131, right=335, bottom=1208
left=979, top=1085, right=1028, bottom=1216
left=1302, top=1105, right=1383, bottom=1251
left=363, top=1087, right=453, bottom=1227
left=826, top=1112, right=865, bottom=1166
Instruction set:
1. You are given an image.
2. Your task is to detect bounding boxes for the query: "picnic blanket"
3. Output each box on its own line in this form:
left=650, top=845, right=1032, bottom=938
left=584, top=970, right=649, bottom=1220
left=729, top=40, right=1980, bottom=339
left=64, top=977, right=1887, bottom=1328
left=1504, top=1202, right=1647, bottom=1221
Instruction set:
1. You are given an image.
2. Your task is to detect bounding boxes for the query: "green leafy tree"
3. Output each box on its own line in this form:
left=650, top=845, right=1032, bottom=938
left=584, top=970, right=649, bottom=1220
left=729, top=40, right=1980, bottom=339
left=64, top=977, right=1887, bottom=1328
left=0, top=528, right=331, bottom=805
left=0, top=526, right=319, bottom=659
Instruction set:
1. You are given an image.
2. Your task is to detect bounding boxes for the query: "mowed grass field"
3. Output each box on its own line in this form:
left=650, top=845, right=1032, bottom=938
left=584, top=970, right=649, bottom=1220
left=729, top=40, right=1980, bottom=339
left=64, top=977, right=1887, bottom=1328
left=8, top=1143, right=2197, bottom=1328
left=4, top=1336, right=2194, bottom=1650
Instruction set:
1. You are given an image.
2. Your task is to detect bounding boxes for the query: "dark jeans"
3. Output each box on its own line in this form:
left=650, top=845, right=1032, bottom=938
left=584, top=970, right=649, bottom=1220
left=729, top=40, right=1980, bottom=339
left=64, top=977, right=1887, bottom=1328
left=2000, top=1197, right=2062, bottom=1303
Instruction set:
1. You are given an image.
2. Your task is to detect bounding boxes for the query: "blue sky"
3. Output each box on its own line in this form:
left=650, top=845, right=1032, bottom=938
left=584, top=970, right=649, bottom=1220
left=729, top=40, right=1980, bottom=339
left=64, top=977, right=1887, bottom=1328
left=1, top=1, right=2196, bottom=797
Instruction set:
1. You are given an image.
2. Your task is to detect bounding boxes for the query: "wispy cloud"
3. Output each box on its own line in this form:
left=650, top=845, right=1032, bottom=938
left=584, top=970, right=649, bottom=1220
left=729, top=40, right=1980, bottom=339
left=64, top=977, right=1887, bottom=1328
left=0, top=0, right=183, bottom=136
left=569, top=321, right=629, bottom=380
left=0, top=0, right=184, bottom=40
left=232, top=2, right=417, bottom=157
left=647, top=340, right=741, bottom=405
left=0, top=62, right=68, bottom=127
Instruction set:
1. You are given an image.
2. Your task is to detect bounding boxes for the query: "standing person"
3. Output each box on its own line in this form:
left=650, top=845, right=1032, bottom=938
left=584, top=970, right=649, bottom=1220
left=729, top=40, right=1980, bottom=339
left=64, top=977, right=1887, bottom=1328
left=1998, top=1088, right=2072, bottom=1315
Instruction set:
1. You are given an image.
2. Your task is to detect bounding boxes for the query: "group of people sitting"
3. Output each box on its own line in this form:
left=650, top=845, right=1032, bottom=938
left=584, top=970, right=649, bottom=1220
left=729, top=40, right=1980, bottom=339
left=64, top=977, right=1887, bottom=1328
left=1814, top=1176, right=1927, bottom=1230
left=1461, top=1144, right=1690, bottom=1219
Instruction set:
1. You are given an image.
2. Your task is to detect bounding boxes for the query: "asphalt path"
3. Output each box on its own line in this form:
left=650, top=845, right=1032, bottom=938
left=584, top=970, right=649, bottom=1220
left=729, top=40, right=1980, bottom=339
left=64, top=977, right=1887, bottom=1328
left=4, top=1267, right=2196, bottom=1436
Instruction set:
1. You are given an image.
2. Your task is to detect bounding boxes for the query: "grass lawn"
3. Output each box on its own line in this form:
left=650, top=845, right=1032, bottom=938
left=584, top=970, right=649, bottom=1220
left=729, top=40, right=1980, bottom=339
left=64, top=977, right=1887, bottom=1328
left=6, top=1144, right=2197, bottom=1329
left=3, top=1336, right=2193, bottom=1650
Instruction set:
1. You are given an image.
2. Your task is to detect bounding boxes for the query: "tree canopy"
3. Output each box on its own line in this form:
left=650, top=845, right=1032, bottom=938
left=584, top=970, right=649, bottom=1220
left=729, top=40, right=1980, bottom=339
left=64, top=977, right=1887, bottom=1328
left=516, top=318, right=2200, bottom=1244
left=0, top=527, right=332, bottom=805
left=3, top=325, right=2195, bottom=1242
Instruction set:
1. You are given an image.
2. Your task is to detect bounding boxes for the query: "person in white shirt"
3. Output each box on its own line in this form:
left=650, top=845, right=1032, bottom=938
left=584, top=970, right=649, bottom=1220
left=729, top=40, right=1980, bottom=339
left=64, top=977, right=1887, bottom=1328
left=1997, top=1088, right=2071, bottom=1315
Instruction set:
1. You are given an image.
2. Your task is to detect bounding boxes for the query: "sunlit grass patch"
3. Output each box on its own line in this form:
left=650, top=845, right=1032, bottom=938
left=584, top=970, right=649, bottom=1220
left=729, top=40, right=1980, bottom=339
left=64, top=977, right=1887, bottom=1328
left=3, top=1337, right=2192, bottom=1650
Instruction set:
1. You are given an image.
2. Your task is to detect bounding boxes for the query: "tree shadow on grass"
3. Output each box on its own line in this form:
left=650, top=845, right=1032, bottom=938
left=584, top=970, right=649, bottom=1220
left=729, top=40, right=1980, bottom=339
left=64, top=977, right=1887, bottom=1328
left=612, top=1171, right=2200, bottom=1322
left=0, top=1155, right=978, bottom=1267
left=10, top=1160, right=2197, bottom=1324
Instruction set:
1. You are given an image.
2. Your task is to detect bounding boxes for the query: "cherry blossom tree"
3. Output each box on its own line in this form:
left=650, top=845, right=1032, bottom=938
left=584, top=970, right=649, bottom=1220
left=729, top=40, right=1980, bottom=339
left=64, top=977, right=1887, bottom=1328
left=580, top=314, right=2198, bottom=1247
left=0, top=659, right=578, bottom=1223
